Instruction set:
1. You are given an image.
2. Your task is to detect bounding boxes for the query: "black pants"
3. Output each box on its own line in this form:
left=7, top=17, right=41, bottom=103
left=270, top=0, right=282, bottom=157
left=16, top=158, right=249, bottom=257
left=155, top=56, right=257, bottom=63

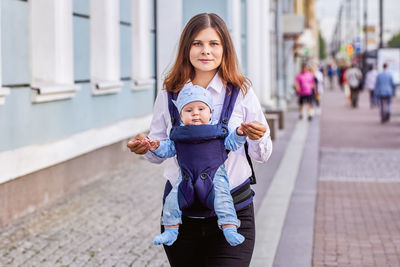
left=163, top=203, right=255, bottom=267
left=350, top=87, right=359, bottom=108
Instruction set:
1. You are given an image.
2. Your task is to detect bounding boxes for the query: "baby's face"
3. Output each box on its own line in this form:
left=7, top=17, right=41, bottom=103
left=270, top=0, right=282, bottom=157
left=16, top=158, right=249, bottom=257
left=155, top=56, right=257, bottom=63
left=180, top=101, right=212, bottom=125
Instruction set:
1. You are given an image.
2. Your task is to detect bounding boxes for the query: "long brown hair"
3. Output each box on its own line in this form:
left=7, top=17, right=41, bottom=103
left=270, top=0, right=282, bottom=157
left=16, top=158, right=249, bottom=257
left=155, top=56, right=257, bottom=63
left=163, top=13, right=250, bottom=95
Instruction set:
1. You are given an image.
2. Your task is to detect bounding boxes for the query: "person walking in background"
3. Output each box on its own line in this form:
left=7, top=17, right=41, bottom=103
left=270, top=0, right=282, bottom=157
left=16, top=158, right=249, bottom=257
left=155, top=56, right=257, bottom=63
left=364, top=64, right=378, bottom=108
left=312, top=64, right=324, bottom=114
left=294, top=63, right=317, bottom=121
left=327, top=64, right=335, bottom=89
left=375, top=63, right=396, bottom=123
left=338, top=65, right=346, bottom=91
left=342, top=66, right=351, bottom=105
left=345, top=64, right=363, bottom=108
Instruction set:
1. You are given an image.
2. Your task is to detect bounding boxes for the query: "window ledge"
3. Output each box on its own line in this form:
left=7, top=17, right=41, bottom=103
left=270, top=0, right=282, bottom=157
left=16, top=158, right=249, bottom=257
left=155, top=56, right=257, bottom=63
left=92, top=81, right=123, bottom=95
left=131, top=78, right=155, bottom=91
left=0, top=88, right=10, bottom=105
left=31, top=83, right=81, bottom=103
left=0, top=114, right=153, bottom=184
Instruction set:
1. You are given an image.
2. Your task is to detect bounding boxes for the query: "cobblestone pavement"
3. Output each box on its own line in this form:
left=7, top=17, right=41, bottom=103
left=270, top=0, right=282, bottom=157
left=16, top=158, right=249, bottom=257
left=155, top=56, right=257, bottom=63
left=313, top=87, right=400, bottom=267
left=0, top=155, right=169, bottom=267
left=319, top=147, right=400, bottom=181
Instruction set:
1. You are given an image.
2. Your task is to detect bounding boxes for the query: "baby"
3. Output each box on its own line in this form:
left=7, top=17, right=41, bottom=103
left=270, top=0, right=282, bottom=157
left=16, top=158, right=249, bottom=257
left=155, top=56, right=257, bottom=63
left=143, top=85, right=247, bottom=246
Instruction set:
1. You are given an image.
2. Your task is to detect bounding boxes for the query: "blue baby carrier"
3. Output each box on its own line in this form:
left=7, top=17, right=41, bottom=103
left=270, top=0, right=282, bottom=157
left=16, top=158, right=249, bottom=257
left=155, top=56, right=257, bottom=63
left=163, top=83, right=256, bottom=217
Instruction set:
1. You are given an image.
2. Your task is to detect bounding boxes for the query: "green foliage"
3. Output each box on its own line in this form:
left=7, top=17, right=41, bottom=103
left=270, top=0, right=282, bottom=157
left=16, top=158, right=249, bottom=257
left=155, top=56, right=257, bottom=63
left=319, top=31, right=327, bottom=60
left=388, top=32, right=400, bottom=48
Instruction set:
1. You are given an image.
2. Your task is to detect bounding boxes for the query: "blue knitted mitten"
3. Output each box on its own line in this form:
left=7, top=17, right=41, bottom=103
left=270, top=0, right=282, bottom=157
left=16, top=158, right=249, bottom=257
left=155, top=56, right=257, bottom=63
left=223, top=227, right=245, bottom=246
left=153, top=228, right=179, bottom=246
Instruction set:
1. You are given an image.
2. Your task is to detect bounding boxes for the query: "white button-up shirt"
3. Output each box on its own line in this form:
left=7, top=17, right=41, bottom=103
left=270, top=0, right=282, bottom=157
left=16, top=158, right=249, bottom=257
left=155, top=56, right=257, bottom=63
left=143, top=74, right=273, bottom=189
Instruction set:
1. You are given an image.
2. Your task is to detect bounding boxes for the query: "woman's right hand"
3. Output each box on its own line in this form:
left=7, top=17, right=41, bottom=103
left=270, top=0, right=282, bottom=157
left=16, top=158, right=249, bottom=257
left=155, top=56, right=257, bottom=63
left=127, top=133, right=150, bottom=155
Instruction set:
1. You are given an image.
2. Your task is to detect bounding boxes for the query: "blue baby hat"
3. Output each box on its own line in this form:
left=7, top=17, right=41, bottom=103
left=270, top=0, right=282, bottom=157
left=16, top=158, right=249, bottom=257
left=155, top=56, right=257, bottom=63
left=172, top=85, right=213, bottom=114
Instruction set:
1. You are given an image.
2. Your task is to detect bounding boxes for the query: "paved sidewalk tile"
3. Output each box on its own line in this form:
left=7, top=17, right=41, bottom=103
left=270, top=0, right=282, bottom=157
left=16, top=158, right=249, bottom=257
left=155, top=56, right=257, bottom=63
left=313, top=181, right=400, bottom=267
left=0, top=156, right=169, bottom=267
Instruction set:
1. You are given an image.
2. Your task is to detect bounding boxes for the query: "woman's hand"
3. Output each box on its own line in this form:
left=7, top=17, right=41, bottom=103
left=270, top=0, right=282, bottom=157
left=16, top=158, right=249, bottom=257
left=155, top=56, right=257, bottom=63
left=127, top=133, right=151, bottom=155
left=240, top=121, right=267, bottom=140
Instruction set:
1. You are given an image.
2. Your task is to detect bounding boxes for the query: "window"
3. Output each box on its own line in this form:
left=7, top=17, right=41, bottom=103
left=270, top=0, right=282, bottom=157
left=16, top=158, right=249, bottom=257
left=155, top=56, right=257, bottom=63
left=131, top=0, right=155, bottom=90
left=29, top=0, right=79, bottom=103
left=90, top=0, right=123, bottom=95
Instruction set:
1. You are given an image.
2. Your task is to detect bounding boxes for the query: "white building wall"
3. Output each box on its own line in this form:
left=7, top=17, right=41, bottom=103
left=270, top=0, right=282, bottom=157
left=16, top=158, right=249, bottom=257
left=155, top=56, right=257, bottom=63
left=247, top=0, right=273, bottom=107
left=0, top=4, right=10, bottom=104
left=131, top=0, right=155, bottom=90
left=29, top=0, right=80, bottom=103
left=90, top=0, right=123, bottom=95
left=231, top=0, right=242, bottom=62
left=259, top=0, right=273, bottom=107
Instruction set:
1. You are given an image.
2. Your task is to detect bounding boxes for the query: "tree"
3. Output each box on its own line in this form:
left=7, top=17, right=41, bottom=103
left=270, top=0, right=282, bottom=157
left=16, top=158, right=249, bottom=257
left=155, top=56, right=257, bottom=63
left=388, top=32, right=400, bottom=48
left=319, top=31, right=327, bottom=60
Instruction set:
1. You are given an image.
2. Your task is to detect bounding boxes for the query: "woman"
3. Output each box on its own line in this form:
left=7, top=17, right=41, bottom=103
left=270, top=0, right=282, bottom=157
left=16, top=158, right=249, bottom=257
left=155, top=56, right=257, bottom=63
left=127, top=13, right=272, bottom=266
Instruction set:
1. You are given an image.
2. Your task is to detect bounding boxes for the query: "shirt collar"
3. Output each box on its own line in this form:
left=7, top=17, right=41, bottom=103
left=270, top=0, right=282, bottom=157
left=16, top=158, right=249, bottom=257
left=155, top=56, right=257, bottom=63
left=187, top=73, right=224, bottom=94
left=206, top=73, right=224, bottom=93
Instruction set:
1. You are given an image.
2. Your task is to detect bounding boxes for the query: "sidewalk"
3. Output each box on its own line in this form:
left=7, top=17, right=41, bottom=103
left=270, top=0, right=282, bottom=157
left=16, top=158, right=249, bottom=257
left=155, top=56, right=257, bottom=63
left=313, top=88, right=400, bottom=267
left=0, top=157, right=170, bottom=266
left=253, top=86, right=400, bottom=267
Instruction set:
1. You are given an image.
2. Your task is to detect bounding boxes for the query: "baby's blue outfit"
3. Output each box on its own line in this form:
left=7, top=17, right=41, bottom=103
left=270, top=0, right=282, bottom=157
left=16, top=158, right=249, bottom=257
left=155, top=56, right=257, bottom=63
left=152, top=124, right=246, bottom=246
left=152, top=84, right=246, bottom=246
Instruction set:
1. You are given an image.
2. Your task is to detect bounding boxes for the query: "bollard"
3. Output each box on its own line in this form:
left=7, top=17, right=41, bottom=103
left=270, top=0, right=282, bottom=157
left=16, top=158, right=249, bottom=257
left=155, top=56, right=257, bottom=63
left=265, top=113, right=278, bottom=140
left=265, top=109, right=284, bottom=130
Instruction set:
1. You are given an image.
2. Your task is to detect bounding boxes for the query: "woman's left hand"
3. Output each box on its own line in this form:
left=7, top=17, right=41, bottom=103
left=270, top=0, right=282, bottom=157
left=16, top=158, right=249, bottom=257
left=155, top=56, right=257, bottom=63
left=240, top=121, right=267, bottom=140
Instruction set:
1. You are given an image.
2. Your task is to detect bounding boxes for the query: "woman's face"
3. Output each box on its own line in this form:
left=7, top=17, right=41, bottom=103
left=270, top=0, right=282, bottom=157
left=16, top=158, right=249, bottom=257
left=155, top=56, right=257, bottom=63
left=189, top=27, right=223, bottom=76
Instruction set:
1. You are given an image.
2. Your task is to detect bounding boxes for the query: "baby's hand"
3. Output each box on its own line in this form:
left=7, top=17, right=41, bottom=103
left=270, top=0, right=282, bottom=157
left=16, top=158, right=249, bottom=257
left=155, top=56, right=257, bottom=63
left=236, top=125, right=246, bottom=136
left=148, top=139, right=161, bottom=151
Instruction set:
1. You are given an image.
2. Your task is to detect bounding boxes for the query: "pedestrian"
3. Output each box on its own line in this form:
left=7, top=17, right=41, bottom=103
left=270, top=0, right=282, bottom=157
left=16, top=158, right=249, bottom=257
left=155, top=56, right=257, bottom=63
left=312, top=64, right=324, bottom=113
left=127, top=13, right=272, bottom=267
left=364, top=64, right=378, bottom=108
left=341, top=66, right=351, bottom=105
left=344, top=63, right=363, bottom=108
left=375, top=63, right=396, bottom=123
left=327, top=64, right=335, bottom=89
left=294, top=63, right=317, bottom=120
left=338, top=65, right=346, bottom=90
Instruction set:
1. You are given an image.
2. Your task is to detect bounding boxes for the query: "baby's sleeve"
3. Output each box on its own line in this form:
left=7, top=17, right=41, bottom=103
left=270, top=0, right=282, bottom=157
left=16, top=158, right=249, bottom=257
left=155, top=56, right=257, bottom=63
left=151, top=137, right=176, bottom=158
left=224, top=129, right=247, bottom=151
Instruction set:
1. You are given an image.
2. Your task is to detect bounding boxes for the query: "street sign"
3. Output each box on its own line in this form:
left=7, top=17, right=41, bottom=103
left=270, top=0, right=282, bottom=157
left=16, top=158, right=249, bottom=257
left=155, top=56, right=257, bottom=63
left=365, top=26, right=376, bottom=33
left=378, top=48, right=400, bottom=84
left=346, top=44, right=354, bottom=56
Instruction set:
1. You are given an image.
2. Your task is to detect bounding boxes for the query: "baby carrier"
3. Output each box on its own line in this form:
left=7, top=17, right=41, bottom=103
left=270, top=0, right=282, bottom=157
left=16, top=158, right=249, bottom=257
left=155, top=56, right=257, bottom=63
left=164, top=83, right=256, bottom=217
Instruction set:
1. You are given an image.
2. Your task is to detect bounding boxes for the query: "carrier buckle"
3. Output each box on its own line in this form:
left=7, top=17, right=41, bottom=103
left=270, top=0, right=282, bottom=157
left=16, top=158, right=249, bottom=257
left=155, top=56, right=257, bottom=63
left=200, top=173, right=208, bottom=180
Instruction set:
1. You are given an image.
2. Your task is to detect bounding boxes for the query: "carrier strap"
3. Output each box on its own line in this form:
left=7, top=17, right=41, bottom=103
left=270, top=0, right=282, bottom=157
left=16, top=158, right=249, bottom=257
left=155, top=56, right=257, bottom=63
left=244, top=142, right=256, bottom=185
left=219, top=83, right=240, bottom=125
left=168, top=92, right=180, bottom=126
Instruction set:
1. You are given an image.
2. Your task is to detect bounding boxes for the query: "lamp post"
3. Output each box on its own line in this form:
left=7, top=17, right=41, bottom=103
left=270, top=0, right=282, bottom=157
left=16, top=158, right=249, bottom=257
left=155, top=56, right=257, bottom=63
left=379, top=0, right=383, bottom=48
left=363, top=0, right=367, bottom=53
